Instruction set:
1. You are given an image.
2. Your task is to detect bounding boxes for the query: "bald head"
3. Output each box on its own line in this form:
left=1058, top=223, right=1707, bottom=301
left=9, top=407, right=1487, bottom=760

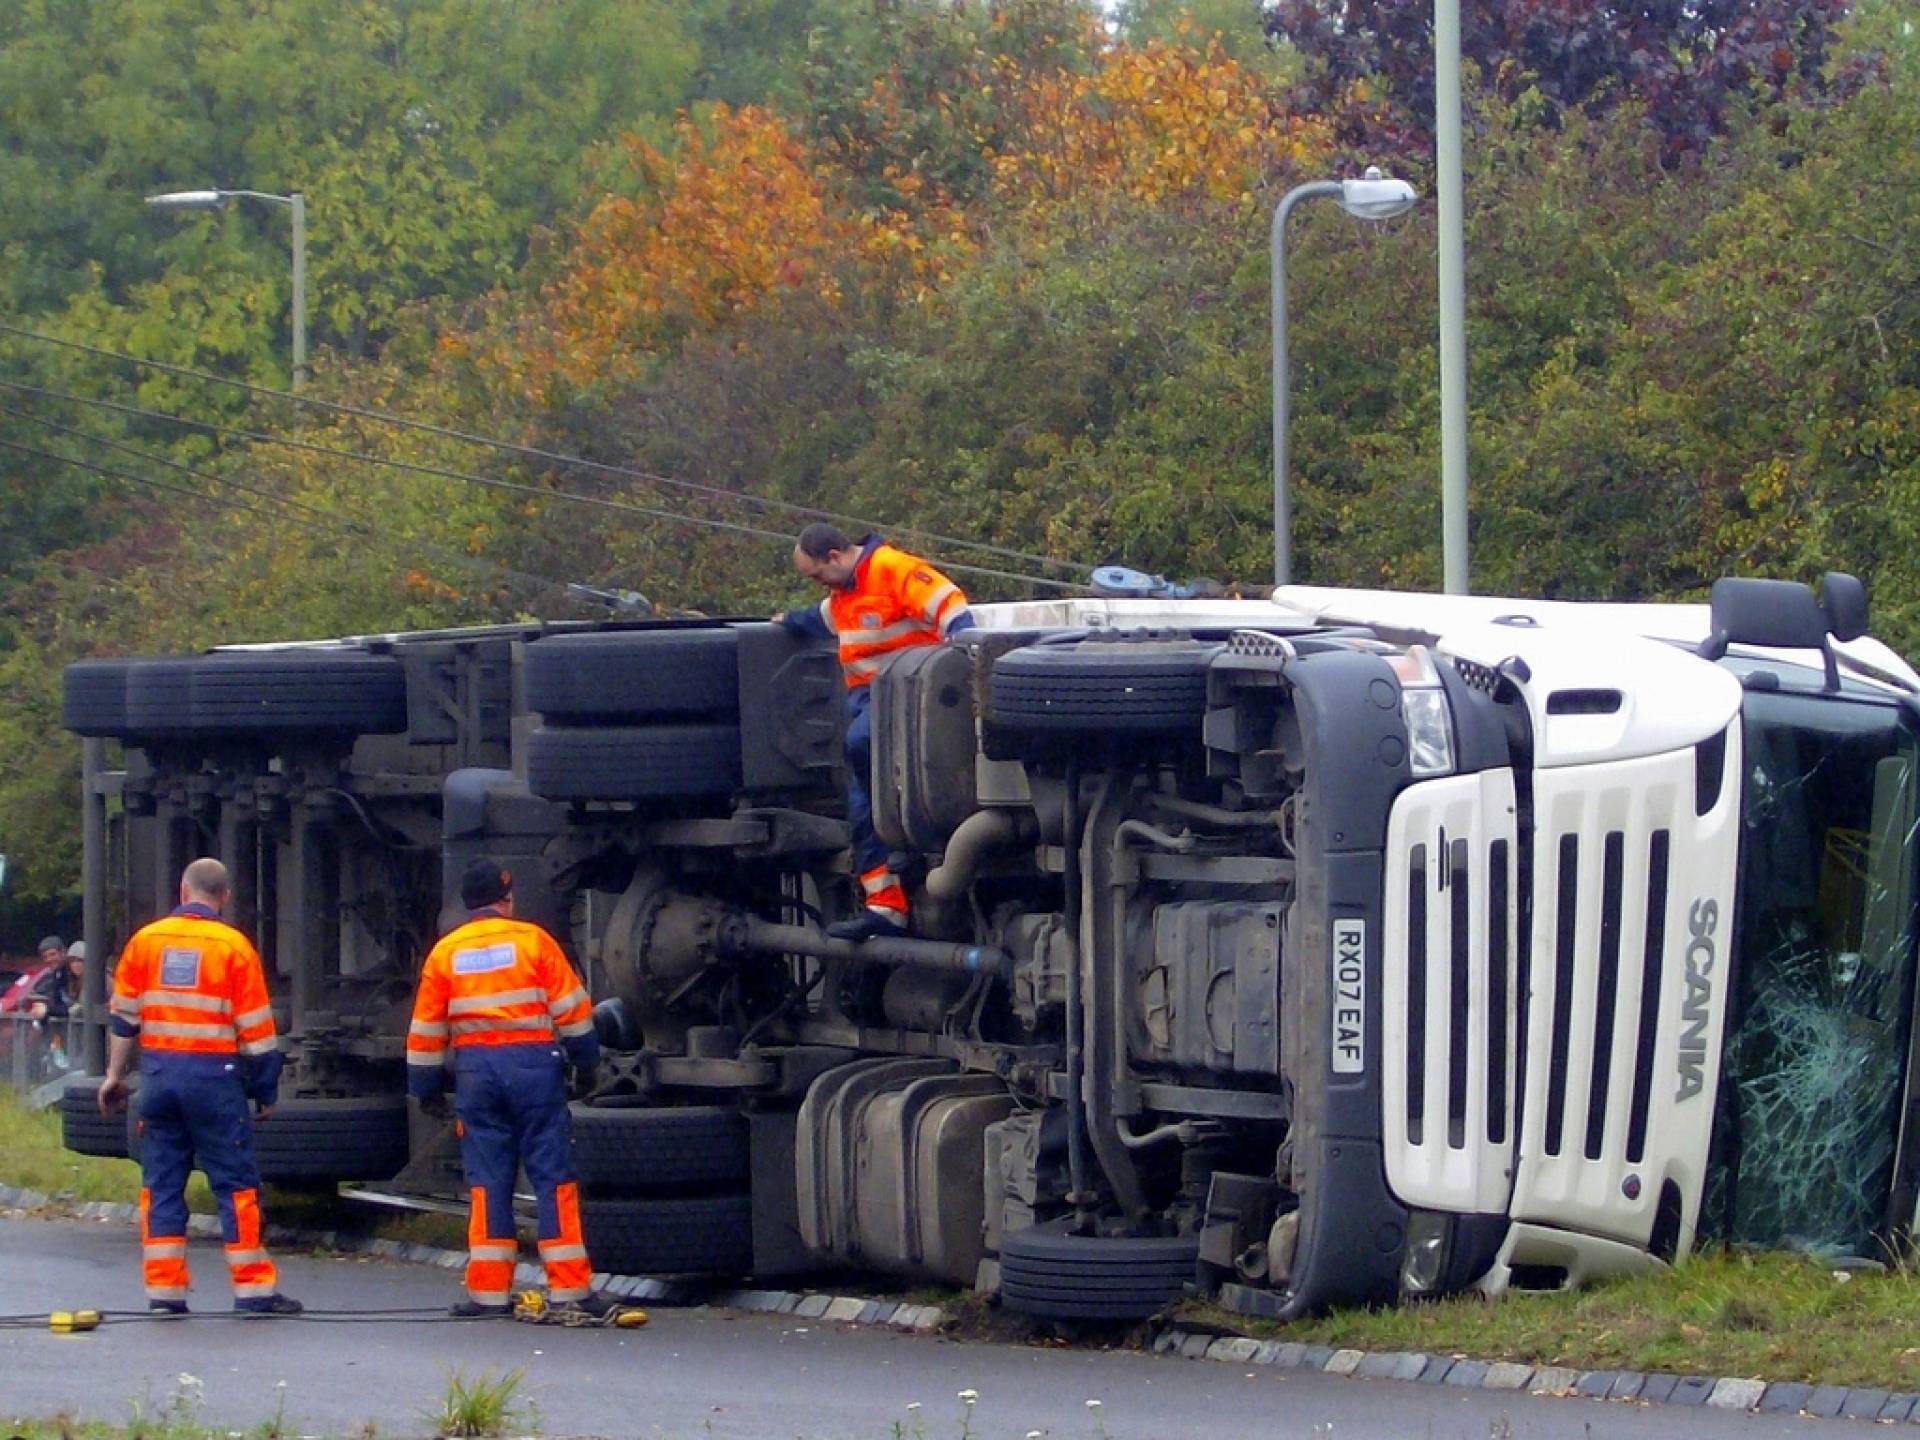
left=180, top=857, right=232, bottom=910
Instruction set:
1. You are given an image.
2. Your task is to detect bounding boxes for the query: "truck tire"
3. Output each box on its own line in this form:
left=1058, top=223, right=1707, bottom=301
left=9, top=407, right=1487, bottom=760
left=62, top=659, right=134, bottom=738
left=579, top=1193, right=753, bottom=1278
left=569, top=1104, right=750, bottom=1193
left=189, top=653, right=408, bottom=735
left=525, top=724, right=741, bottom=802
left=998, top=1219, right=1199, bottom=1321
left=525, top=630, right=739, bottom=723
left=122, top=658, right=200, bottom=740
left=988, top=641, right=1219, bottom=736
left=130, top=1096, right=410, bottom=1183
left=60, top=1080, right=130, bottom=1159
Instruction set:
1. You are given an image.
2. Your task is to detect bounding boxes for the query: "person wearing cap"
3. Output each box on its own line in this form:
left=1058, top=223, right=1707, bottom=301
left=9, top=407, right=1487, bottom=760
left=407, top=859, right=610, bottom=1320
left=24, top=939, right=87, bottom=1076
left=97, top=858, right=300, bottom=1315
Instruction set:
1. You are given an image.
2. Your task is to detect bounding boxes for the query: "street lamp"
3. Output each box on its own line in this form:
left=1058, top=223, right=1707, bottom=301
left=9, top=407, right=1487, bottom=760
left=1270, top=166, right=1417, bottom=587
left=146, top=187, right=307, bottom=392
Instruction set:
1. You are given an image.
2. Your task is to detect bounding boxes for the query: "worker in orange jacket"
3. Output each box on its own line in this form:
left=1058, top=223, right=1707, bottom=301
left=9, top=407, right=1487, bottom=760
left=407, top=859, right=610, bottom=1319
left=777, top=524, right=974, bottom=942
left=98, top=857, right=300, bottom=1315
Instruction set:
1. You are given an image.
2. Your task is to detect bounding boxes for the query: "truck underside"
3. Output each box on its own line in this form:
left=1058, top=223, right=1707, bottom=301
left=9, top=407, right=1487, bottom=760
left=57, top=582, right=1920, bottom=1319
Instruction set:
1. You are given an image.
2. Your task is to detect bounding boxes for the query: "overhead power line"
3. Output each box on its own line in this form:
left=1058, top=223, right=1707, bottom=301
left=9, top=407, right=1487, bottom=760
left=0, top=413, right=564, bottom=602
left=0, top=321, right=1089, bottom=587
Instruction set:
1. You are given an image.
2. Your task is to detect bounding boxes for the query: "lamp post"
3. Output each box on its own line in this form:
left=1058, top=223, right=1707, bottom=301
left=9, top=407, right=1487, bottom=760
left=146, top=188, right=307, bottom=392
left=1270, top=167, right=1417, bottom=587
left=1435, top=0, right=1469, bottom=593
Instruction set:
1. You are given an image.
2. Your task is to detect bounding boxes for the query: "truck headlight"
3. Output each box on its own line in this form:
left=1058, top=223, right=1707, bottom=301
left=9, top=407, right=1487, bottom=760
left=1400, top=1209, right=1453, bottom=1296
left=1389, top=648, right=1456, bottom=777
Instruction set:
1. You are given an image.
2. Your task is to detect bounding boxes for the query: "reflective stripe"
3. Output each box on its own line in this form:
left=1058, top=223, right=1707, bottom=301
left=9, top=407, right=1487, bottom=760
left=817, top=597, right=835, bottom=634
left=938, top=605, right=971, bottom=637
left=451, top=1015, right=551, bottom=1036
left=225, top=1247, right=271, bottom=1266
left=407, top=1049, right=448, bottom=1067
left=468, top=1287, right=511, bottom=1305
left=852, top=616, right=928, bottom=646
left=470, top=1241, right=517, bottom=1259
left=867, top=900, right=909, bottom=921
left=409, top=1020, right=449, bottom=1038
left=547, top=1284, right=590, bottom=1302
left=146, top=1285, right=189, bottom=1301
left=141, top=989, right=231, bottom=1015
left=860, top=869, right=898, bottom=896
left=143, top=1240, right=187, bottom=1259
left=845, top=653, right=891, bottom=678
left=919, top=582, right=959, bottom=625
left=231, top=1281, right=278, bottom=1298
left=449, top=988, right=544, bottom=1016
left=233, top=1006, right=274, bottom=1030
left=537, top=1242, right=588, bottom=1262
left=140, top=1019, right=235, bottom=1041
left=237, top=1035, right=278, bottom=1057
left=555, top=1018, right=594, bottom=1039
left=547, top=988, right=588, bottom=1016
left=111, top=996, right=142, bottom=1018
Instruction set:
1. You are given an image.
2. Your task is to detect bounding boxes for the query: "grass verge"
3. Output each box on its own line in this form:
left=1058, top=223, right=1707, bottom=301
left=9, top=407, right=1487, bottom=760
left=0, top=1089, right=211, bottom=1210
left=1178, top=1247, right=1920, bottom=1388
left=0, top=1089, right=464, bottom=1249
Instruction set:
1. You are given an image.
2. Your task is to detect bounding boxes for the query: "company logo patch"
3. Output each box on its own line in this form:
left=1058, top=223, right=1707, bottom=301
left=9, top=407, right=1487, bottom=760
left=452, top=943, right=517, bottom=976
left=859, top=613, right=882, bottom=629
left=158, top=947, right=202, bottom=988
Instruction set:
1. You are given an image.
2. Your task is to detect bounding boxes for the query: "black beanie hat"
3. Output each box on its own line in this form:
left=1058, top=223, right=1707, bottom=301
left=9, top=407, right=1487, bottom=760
left=460, top=859, right=512, bottom=910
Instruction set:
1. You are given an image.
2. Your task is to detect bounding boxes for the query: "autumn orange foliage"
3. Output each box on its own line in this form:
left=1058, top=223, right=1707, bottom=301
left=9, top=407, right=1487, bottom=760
left=494, top=35, right=1330, bottom=399
left=988, top=39, right=1332, bottom=215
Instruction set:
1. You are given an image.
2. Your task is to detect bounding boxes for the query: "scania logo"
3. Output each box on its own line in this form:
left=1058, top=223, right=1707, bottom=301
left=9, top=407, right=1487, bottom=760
left=1675, top=898, right=1718, bottom=1102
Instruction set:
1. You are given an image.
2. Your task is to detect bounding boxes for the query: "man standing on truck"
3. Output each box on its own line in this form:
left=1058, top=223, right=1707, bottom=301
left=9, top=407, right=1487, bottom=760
left=97, top=858, right=301, bottom=1315
left=775, top=524, right=975, bottom=942
left=407, top=859, right=615, bottom=1320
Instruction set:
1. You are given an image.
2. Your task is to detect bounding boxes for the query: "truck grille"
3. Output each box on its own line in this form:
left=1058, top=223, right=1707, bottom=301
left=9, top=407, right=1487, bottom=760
left=1508, top=734, right=1739, bottom=1243
left=1383, top=770, right=1520, bottom=1215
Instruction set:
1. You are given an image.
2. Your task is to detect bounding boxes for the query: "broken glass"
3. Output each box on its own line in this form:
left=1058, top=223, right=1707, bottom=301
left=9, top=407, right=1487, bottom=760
left=1703, top=684, right=1919, bottom=1258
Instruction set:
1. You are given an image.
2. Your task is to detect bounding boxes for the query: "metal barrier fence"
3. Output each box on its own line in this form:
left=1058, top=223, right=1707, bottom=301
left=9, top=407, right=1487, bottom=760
left=1, top=1010, right=87, bottom=1105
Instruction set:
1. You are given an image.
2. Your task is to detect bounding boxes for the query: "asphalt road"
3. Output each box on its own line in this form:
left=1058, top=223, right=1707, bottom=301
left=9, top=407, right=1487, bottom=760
left=0, top=1217, right=1884, bottom=1439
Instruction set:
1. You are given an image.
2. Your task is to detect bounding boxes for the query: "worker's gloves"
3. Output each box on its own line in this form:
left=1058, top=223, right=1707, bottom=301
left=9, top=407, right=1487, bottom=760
left=241, top=1050, right=285, bottom=1111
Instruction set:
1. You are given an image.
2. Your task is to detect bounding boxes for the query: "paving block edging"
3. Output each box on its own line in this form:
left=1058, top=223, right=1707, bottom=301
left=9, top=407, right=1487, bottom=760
left=1149, top=1324, right=1920, bottom=1422
left=0, top=1184, right=944, bottom=1335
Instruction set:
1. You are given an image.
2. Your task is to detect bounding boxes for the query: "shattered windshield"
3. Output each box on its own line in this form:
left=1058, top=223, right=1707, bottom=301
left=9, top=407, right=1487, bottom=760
left=1704, top=686, right=1920, bottom=1258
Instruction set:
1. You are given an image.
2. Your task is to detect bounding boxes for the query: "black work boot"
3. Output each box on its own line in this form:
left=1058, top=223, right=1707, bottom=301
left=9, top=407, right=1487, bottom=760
left=558, top=1291, right=624, bottom=1319
left=148, top=1299, right=189, bottom=1315
left=234, top=1293, right=303, bottom=1316
left=826, top=911, right=908, bottom=943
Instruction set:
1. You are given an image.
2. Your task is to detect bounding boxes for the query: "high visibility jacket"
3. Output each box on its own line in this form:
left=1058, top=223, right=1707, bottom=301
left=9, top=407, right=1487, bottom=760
left=406, top=913, right=595, bottom=1077
left=109, top=905, right=277, bottom=1059
left=785, top=536, right=974, bottom=688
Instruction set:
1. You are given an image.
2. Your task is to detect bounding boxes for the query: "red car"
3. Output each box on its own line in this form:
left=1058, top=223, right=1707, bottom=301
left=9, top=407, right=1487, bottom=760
left=0, top=960, right=53, bottom=1013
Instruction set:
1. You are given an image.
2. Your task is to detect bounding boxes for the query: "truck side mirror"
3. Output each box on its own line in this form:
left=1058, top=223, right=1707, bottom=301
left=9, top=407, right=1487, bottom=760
left=1820, top=572, right=1870, bottom=642
left=1708, top=577, right=1828, bottom=650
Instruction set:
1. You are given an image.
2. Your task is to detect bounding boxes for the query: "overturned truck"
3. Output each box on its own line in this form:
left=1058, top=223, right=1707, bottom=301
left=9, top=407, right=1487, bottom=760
left=59, top=575, right=1920, bottom=1318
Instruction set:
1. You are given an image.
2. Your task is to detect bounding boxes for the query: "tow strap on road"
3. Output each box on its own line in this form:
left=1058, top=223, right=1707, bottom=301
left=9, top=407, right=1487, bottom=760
left=0, top=1303, right=620, bottom=1330
left=511, top=1289, right=649, bottom=1328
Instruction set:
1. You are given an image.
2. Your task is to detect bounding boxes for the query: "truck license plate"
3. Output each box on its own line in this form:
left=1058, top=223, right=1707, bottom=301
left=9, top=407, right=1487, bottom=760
left=1332, top=920, right=1366, bottom=1074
